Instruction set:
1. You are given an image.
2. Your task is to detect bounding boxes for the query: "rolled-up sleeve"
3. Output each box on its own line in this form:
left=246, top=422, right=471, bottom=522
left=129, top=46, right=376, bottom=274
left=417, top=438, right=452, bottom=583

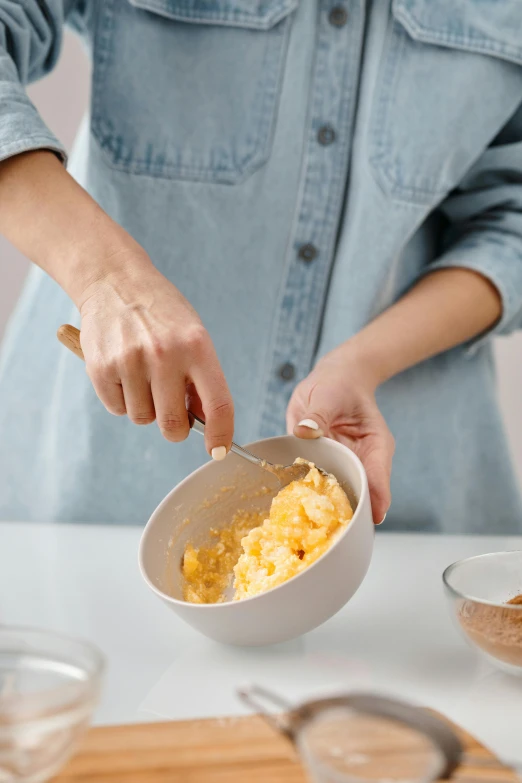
left=0, top=0, right=72, bottom=165
left=429, top=101, right=522, bottom=347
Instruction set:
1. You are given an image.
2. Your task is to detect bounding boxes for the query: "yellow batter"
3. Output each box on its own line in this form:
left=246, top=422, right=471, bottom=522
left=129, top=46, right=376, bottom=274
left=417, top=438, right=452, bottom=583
left=234, top=461, right=353, bottom=599
left=182, top=460, right=353, bottom=603
left=182, top=509, right=263, bottom=604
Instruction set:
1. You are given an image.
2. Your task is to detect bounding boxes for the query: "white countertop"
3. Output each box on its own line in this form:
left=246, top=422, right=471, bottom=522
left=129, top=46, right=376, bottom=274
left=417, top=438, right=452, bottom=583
left=1, top=522, right=522, bottom=767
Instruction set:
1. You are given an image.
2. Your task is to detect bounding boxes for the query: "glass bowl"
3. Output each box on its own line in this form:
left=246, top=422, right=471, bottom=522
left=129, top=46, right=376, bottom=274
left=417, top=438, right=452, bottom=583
left=443, top=551, right=522, bottom=676
left=0, top=626, right=104, bottom=782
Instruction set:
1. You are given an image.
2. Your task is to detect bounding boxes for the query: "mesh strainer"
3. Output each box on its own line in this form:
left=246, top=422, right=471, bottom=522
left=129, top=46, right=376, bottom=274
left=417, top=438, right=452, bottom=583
left=239, top=687, right=463, bottom=783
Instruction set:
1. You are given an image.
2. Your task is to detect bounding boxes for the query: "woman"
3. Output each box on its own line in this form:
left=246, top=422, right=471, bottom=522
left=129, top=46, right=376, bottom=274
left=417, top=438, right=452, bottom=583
left=0, top=1, right=521, bottom=531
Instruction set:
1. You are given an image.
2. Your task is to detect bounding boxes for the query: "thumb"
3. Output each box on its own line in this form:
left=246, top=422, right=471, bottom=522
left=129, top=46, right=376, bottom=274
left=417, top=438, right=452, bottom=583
left=293, top=417, right=325, bottom=439
left=289, top=405, right=330, bottom=440
left=287, top=381, right=333, bottom=439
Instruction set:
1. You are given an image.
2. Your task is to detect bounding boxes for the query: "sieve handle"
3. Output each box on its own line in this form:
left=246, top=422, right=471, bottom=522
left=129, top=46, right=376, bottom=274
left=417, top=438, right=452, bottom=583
left=237, top=685, right=294, bottom=737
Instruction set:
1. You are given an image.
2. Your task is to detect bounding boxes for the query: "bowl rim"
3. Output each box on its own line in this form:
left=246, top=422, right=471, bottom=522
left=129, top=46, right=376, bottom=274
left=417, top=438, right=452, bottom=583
left=442, top=550, right=522, bottom=608
left=0, top=624, right=106, bottom=678
left=139, top=434, right=371, bottom=609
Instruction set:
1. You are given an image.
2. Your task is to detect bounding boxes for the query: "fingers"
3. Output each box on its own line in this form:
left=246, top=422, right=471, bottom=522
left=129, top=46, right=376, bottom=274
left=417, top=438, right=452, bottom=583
left=185, top=382, right=204, bottom=421
left=149, top=327, right=233, bottom=453
left=88, top=349, right=157, bottom=424
left=83, top=319, right=233, bottom=451
left=151, top=368, right=190, bottom=442
left=149, top=326, right=226, bottom=445
left=86, top=360, right=127, bottom=417
left=361, top=432, right=394, bottom=525
left=89, top=351, right=193, bottom=441
left=190, top=353, right=234, bottom=457
left=119, top=348, right=156, bottom=425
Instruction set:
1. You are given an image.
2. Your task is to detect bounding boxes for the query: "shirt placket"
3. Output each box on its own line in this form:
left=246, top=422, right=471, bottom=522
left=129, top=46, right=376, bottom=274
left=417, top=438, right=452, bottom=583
left=259, top=0, right=366, bottom=436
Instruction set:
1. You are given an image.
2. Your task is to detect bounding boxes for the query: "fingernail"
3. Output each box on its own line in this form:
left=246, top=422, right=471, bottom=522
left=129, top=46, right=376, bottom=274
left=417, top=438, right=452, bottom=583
left=211, top=446, right=227, bottom=461
left=376, top=513, right=387, bottom=526
left=297, top=419, right=319, bottom=430
left=298, top=419, right=320, bottom=430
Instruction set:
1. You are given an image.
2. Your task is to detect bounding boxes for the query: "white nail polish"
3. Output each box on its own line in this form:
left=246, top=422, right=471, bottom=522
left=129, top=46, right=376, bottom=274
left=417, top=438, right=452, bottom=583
left=211, top=446, right=227, bottom=461
left=298, top=419, right=319, bottom=430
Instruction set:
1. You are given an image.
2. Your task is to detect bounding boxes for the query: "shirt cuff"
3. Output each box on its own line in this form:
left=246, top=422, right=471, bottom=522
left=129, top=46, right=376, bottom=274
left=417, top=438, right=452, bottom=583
left=0, top=82, right=67, bottom=166
left=0, top=134, right=67, bottom=166
left=426, top=231, right=522, bottom=355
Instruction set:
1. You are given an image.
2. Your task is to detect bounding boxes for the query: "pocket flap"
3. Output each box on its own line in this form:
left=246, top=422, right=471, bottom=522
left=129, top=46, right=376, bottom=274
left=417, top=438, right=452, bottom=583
left=393, top=0, right=522, bottom=66
left=128, top=0, right=298, bottom=30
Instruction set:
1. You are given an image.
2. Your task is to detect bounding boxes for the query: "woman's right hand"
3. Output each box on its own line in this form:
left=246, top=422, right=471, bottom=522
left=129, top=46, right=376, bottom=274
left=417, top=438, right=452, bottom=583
left=77, top=246, right=234, bottom=457
left=0, top=151, right=233, bottom=455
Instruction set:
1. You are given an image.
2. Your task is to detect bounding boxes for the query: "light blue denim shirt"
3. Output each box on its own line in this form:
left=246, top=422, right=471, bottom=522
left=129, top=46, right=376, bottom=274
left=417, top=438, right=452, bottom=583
left=1, top=0, right=522, bottom=532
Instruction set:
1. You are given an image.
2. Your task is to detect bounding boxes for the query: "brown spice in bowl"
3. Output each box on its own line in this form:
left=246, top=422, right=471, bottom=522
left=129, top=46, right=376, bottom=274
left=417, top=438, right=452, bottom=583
left=459, top=594, right=522, bottom=667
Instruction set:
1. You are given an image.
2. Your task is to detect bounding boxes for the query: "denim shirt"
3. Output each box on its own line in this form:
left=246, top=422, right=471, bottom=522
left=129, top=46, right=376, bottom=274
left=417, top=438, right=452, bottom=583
left=1, top=0, right=522, bottom=531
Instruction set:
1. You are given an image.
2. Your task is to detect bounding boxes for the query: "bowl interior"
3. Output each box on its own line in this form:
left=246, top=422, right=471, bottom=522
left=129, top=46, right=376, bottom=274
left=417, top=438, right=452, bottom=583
left=141, top=435, right=365, bottom=604
left=444, top=551, right=522, bottom=605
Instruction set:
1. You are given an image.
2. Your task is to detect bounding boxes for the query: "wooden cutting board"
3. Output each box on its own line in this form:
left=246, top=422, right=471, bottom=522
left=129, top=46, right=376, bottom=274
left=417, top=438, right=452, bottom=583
left=53, top=713, right=517, bottom=783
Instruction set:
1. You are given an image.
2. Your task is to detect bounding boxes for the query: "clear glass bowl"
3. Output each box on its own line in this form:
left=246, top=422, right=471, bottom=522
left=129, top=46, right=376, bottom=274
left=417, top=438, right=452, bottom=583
left=0, top=626, right=104, bottom=782
left=443, top=551, right=522, bottom=677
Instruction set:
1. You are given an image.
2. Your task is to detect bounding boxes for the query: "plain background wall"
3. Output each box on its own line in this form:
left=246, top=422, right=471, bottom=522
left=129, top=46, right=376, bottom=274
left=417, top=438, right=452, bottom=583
left=1, top=31, right=522, bottom=493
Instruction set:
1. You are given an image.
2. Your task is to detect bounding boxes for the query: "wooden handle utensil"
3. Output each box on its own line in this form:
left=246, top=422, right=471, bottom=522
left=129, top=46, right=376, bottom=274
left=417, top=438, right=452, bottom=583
left=57, top=324, right=84, bottom=361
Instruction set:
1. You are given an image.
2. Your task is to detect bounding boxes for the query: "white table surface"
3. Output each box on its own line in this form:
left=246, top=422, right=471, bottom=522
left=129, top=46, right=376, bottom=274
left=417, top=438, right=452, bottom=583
left=1, top=523, right=522, bottom=768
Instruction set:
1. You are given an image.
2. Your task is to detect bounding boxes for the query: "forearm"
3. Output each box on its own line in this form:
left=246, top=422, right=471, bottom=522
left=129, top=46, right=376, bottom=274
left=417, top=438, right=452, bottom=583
left=0, top=150, right=152, bottom=308
left=336, top=268, right=502, bottom=388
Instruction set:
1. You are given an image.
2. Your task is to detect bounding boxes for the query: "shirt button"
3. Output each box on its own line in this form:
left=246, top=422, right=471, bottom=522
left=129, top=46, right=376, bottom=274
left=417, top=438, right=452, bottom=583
left=298, top=243, right=318, bottom=263
left=329, top=6, right=348, bottom=27
left=279, top=362, right=296, bottom=382
left=317, top=125, right=336, bottom=146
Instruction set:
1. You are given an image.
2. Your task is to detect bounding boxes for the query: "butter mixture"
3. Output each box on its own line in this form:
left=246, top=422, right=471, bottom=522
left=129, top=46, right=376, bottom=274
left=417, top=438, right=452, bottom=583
left=182, top=461, right=353, bottom=603
left=234, top=462, right=353, bottom=599
left=182, top=510, right=263, bottom=604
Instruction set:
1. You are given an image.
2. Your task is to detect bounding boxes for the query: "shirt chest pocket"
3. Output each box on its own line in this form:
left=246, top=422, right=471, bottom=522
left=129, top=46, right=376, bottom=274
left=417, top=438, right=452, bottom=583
left=369, top=0, right=522, bottom=204
left=91, top=0, right=297, bottom=183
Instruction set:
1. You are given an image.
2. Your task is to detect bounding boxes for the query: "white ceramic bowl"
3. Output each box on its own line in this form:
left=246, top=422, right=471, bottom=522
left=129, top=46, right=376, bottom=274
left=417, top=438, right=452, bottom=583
left=139, top=435, right=373, bottom=646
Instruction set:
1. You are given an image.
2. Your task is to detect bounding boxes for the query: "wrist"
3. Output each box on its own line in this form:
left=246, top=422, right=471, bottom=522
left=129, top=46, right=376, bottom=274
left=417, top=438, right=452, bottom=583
left=323, top=334, right=393, bottom=392
left=62, top=222, right=154, bottom=312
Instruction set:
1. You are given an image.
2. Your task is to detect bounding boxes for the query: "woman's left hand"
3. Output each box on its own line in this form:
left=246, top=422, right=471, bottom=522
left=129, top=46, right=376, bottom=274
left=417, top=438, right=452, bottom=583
left=286, top=348, right=395, bottom=525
